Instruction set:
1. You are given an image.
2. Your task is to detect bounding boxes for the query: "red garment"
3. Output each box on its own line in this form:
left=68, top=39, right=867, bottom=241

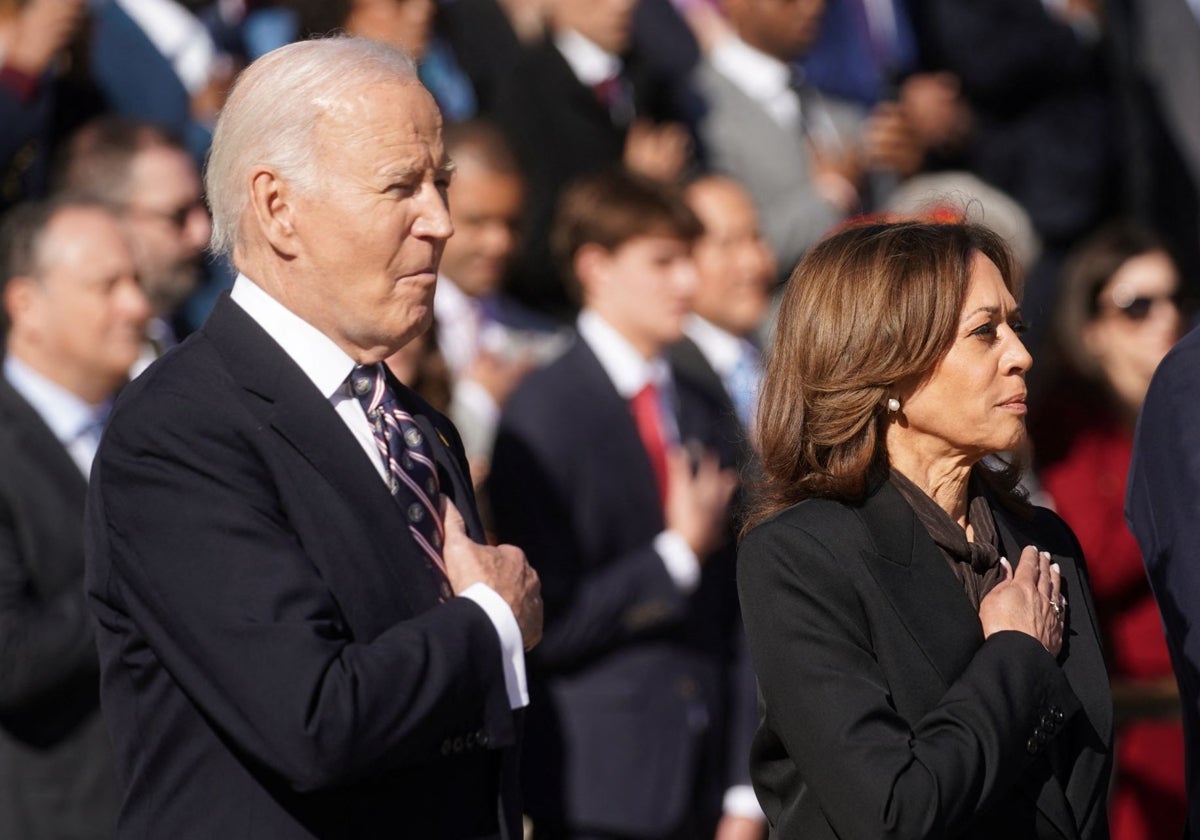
left=630, top=383, right=668, bottom=508
left=1034, top=380, right=1185, bottom=840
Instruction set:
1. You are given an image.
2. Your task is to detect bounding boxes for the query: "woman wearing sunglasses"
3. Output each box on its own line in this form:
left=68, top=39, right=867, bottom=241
left=1031, top=222, right=1187, bottom=840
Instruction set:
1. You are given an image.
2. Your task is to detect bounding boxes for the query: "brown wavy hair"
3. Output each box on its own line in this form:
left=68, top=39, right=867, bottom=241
left=744, top=220, right=1023, bottom=532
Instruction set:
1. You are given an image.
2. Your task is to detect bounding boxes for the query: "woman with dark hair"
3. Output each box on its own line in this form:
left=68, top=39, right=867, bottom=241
left=1031, top=223, right=1185, bottom=840
left=738, top=220, right=1112, bottom=838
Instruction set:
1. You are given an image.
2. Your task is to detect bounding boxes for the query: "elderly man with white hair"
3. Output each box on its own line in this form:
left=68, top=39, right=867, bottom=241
left=83, top=37, right=542, bottom=840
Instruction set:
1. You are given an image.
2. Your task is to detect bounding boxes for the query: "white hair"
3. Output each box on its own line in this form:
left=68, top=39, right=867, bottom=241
left=205, top=37, right=418, bottom=258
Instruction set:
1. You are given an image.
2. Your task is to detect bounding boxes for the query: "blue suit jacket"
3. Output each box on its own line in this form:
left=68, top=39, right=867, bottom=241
left=1127, top=323, right=1200, bottom=837
left=85, top=295, right=521, bottom=838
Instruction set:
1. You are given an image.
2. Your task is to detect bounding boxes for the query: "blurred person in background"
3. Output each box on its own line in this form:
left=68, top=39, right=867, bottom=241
left=0, top=197, right=149, bottom=839
left=432, top=119, right=566, bottom=482
left=672, top=173, right=774, bottom=450
left=693, top=0, right=922, bottom=281
left=489, top=169, right=753, bottom=839
left=1032, top=223, right=1186, bottom=840
left=0, top=0, right=95, bottom=212
left=487, top=0, right=695, bottom=319
left=739, top=220, right=1112, bottom=838
left=56, top=117, right=212, bottom=370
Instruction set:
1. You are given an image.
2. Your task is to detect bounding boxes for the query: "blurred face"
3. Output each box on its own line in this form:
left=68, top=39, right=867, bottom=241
left=552, top=0, right=636, bottom=54
left=1082, top=250, right=1183, bottom=412
left=346, top=0, right=436, bottom=60
left=439, top=160, right=522, bottom=298
left=7, top=207, right=150, bottom=401
left=580, top=233, right=697, bottom=358
left=125, top=145, right=211, bottom=317
left=283, top=80, right=453, bottom=363
left=890, top=253, right=1032, bottom=466
left=686, top=178, right=774, bottom=337
left=726, top=0, right=824, bottom=62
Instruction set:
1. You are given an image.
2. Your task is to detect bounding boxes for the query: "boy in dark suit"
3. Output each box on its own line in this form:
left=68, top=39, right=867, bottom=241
left=489, top=169, right=759, bottom=839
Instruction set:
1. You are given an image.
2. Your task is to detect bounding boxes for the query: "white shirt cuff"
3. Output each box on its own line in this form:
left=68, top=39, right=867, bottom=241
left=723, top=784, right=764, bottom=819
left=654, top=530, right=701, bottom=593
left=460, top=583, right=529, bottom=709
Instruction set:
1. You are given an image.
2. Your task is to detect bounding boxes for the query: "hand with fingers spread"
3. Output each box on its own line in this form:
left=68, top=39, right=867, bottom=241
left=979, top=544, right=1065, bottom=656
left=441, top=496, right=543, bottom=651
left=664, top=444, right=738, bottom=560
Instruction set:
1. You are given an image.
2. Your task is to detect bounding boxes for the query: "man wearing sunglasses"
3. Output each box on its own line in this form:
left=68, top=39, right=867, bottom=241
left=55, top=117, right=211, bottom=368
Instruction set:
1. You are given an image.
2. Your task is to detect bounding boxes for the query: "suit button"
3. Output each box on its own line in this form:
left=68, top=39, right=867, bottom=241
left=477, top=731, right=490, bottom=748
left=1035, top=729, right=1048, bottom=744
left=1026, top=737, right=1039, bottom=754
left=1051, top=706, right=1064, bottom=722
left=441, top=738, right=452, bottom=756
left=466, top=732, right=477, bottom=749
left=453, top=736, right=465, bottom=753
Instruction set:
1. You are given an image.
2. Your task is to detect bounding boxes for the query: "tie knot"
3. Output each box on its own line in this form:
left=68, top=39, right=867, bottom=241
left=349, top=364, right=390, bottom=414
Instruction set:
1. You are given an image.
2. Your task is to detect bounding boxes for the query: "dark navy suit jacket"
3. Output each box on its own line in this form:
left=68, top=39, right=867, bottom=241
left=85, top=296, right=521, bottom=838
left=0, top=373, right=119, bottom=839
left=1127, top=322, right=1200, bottom=838
left=488, top=336, right=753, bottom=837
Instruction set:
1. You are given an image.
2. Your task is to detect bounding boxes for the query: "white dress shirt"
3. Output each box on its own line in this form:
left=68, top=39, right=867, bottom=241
left=554, top=28, right=623, bottom=88
left=576, top=309, right=700, bottom=592
left=230, top=274, right=528, bottom=709
left=4, top=355, right=109, bottom=478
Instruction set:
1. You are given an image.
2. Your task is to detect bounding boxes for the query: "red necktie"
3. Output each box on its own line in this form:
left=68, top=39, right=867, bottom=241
left=630, top=382, right=668, bottom=508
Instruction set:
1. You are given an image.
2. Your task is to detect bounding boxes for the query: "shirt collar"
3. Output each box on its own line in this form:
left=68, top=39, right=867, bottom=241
left=554, top=28, right=623, bottom=87
left=685, top=315, right=748, bottom=378
left=709, top=33, right=793, bottom=105
left=229, top=273, right=358, bottom=400
left=3, top=354, right=107, bottom=445
left=577, top=309, right=669, bottom=399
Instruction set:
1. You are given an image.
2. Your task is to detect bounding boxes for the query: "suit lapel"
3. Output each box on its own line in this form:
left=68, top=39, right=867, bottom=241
left=855, top=480, right=985, bottom=687
left=203, top=297, right=442, bottom=613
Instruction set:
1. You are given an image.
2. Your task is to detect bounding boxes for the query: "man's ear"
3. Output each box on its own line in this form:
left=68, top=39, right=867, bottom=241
left=3, top=275, right=41, bottom=336
left=573, top=243, right=611, bottom=303
left=247, top=167, right=301, bottom=258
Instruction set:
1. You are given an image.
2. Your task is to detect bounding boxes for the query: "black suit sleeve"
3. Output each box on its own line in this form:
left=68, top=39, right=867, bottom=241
left=86, top=387, right=513, bottom=793
left=737, top=519, right=1080, bottom=838
left=0, top=512, right=97, bottom=710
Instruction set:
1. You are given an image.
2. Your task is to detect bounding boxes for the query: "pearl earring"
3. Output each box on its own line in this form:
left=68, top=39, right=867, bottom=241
left=886, top=398, right=901, bottom=413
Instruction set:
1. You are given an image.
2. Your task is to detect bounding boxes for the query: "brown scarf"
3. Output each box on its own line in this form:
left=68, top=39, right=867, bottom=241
left=889, top=469, right=1006, bottom=611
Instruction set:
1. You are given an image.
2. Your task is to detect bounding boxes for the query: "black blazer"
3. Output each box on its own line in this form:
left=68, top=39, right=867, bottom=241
left=0, top=374, right=119, bottom=839
left=85, top=296, right=520, bottom=839
left=738, top=478, right=1112, bottom=839
left=488, top=337, right=753, bottom=837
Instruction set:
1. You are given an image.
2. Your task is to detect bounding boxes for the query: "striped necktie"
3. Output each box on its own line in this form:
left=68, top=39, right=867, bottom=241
left=349, top=363, right=453, bottom=602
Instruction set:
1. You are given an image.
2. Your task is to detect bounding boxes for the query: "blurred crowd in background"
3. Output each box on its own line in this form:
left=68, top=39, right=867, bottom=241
left=1, top=0, right=1197, bottom=837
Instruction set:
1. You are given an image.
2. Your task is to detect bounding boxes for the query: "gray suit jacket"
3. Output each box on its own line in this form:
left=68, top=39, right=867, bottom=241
left=693, top=61, right=862, bottom=275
